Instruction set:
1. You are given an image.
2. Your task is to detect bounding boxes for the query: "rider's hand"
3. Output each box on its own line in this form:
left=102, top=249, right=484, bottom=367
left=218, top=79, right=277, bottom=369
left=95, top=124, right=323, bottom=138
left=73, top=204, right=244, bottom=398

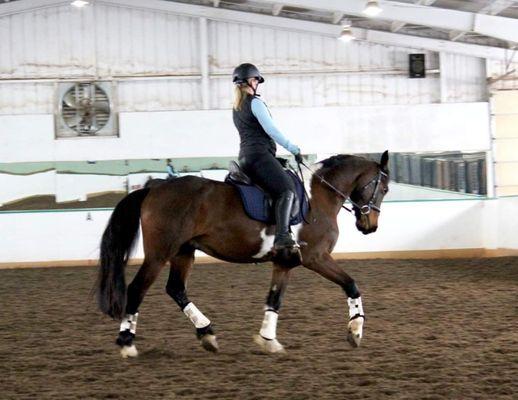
left=295, top=153, right=304, bottom=164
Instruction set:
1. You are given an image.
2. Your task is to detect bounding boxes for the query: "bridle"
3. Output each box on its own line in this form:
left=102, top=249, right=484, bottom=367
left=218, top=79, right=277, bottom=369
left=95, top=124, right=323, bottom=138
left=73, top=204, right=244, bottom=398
left=298, top=161, right=388, bottom=215
left=349, top=170, right=388, bottom=215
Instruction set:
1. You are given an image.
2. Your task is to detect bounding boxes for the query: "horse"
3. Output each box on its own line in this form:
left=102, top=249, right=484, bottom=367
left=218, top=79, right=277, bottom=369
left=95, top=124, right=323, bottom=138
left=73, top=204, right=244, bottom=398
left=97, top=151, right=390, bottom=357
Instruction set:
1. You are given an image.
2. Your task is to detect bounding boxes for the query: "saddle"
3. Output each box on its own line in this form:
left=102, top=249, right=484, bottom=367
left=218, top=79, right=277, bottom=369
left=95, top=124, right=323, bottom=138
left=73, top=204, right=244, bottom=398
left=225, top=160, right=308, bottom=225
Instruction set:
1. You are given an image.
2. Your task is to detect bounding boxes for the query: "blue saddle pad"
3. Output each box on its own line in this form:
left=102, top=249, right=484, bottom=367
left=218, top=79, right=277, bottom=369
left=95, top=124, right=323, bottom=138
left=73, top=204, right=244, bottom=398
left=226, top=170, right=309, bottom=225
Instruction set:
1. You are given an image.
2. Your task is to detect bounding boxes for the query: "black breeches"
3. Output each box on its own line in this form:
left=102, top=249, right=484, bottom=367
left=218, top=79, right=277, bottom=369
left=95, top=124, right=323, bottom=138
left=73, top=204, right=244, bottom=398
left=239, top=152, right=295, bottom=199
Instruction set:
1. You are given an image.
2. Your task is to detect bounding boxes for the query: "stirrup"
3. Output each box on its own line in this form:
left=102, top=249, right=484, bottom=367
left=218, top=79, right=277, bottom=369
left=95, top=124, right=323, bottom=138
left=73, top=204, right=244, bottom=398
left=273, top=233, right=299, bottom=250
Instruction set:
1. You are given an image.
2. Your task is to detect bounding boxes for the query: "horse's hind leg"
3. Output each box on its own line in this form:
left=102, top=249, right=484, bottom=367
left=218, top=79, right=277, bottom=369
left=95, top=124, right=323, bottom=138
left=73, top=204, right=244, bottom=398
left=254, top=263, right=292, bottom=354
left=117, top=258, right=165, bottom=358
left=166, top=246, right=219, bottom=353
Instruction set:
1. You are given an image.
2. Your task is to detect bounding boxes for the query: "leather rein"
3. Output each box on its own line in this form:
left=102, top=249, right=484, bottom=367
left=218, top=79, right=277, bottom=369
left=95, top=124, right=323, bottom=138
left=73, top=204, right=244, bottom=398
left=298, top=161, right=387, bottom=215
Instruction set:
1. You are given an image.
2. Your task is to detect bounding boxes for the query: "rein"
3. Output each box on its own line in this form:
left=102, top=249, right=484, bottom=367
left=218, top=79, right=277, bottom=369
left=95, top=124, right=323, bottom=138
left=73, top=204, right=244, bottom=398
left=298, top=160, right=386, bottom=215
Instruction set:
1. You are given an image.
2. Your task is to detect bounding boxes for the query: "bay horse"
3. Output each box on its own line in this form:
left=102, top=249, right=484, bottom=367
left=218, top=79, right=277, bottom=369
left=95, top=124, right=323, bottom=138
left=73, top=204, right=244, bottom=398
left=97, top=151, right=390, bottom=357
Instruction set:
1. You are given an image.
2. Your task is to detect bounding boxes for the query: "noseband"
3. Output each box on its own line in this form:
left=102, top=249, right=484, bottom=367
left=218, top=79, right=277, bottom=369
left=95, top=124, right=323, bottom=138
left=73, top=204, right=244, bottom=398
left=349, top=170, right=388, bottom=215
left=299, top=162, right=387, bottom=215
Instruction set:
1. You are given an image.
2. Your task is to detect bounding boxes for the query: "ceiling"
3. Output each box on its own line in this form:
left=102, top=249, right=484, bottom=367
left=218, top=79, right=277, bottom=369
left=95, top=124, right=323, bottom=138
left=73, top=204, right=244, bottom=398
left=1, top=0, right=517, bottom=54
left=170, top=0, right=518, bottom=49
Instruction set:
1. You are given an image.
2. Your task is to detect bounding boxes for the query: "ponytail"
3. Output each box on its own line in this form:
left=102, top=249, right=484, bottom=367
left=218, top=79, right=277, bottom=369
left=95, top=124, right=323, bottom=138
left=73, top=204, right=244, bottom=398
left=233, top=85, right=248, bottom=111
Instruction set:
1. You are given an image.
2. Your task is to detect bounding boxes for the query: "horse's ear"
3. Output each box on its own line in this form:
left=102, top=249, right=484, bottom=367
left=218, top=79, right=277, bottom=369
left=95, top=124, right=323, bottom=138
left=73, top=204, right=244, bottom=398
left=380, top=150, right=389, bottom=171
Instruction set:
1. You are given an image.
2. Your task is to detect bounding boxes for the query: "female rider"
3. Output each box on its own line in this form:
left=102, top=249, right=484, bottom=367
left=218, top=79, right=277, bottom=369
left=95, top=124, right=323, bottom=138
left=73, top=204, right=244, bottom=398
left=232, top=63, right=303, bottom=257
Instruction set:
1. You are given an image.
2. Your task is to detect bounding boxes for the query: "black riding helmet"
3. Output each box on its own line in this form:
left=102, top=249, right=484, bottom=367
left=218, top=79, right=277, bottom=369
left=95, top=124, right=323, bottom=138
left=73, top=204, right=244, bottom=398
left=232, top=63, right=265, bottom=85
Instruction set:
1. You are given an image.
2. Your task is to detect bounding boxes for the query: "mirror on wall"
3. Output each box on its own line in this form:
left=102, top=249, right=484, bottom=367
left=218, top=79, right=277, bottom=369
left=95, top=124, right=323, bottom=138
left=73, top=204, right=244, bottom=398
left=356, top=151, right=487, bottom=201
left=0, top=157, right=235, bottom=211
left=0, top=152, right=487, bottom=212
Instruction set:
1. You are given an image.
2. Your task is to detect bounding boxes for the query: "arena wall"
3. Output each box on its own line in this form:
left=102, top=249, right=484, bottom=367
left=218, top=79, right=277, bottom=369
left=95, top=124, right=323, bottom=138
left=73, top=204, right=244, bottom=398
left=0, top=102, right=490, bottom=162
left=1, top=197, right=517, bottom=266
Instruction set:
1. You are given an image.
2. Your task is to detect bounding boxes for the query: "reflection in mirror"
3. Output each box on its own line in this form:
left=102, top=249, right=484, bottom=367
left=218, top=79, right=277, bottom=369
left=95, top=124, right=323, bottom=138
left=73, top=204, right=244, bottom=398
left=0, top=157, right=247, bottom=211
left=356, top=151, right=487, bottom=201
left=0, top=152, right=486, bottom=212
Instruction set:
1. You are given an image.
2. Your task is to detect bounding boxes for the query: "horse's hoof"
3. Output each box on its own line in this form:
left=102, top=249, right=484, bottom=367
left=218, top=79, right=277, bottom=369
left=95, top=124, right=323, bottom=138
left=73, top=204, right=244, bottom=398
left=347, top=330, right=361, bottom=348
left=347, top=317, right=364, bottom=348
left=200, top=334, right=219, bottom=353
left=253, top=334, right=286, bottom=354
left=120, top=344, right=138, bottom=358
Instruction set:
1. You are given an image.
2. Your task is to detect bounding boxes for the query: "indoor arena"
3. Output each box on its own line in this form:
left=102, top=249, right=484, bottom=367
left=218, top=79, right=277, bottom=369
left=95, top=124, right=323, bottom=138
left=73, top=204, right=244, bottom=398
left=1, top=1, right=517, bottom=399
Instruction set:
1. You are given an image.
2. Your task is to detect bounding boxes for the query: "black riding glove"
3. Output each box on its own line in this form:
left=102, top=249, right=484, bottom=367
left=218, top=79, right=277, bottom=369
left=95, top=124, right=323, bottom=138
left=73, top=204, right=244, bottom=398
left=295, top=153, right=304, bottom=164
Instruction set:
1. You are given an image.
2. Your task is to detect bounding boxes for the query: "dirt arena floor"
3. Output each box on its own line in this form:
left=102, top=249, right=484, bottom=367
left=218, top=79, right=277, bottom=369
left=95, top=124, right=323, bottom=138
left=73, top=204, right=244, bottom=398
left=1, top=257, right=517, bottom=399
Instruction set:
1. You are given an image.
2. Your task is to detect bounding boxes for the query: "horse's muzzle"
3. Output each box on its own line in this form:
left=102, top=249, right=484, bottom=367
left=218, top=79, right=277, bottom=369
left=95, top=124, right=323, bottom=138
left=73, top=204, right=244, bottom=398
left=356, top=222, right=377, bottom=235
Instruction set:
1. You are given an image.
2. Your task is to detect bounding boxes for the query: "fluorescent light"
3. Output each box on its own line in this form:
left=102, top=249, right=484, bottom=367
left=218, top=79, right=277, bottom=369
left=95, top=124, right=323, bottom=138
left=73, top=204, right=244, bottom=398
left=71, top=0, right=89, bottom=7
left=338, top=26, right=354, bottom=43
left=363, top=0, right=382, bottom=17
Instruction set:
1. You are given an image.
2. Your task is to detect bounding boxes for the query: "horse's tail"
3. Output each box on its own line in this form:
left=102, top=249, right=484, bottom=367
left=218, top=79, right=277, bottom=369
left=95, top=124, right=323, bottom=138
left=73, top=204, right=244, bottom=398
left=97, top=188, right=151, bottom=320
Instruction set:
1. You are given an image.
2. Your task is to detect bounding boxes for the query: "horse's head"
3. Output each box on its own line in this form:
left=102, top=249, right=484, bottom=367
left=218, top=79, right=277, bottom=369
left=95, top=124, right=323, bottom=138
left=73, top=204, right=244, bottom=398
left=349, top=151, right=390, bottom=234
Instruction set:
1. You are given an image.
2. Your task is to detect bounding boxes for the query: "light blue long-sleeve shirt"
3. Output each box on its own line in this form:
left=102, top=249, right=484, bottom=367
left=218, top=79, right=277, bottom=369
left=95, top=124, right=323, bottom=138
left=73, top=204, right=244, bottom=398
left=251, top=97, right=300, bottom=155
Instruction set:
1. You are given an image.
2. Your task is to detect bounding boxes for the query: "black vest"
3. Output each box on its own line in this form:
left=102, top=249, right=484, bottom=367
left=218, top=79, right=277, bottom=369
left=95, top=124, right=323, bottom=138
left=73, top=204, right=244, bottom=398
left=233, top=95, right=276, bottom=156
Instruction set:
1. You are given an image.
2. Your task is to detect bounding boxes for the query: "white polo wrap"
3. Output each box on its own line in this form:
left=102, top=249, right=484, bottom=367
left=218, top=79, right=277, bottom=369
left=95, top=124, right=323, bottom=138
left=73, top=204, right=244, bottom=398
left=347, top=297, right=364, bottom=319
left=183, top=302, right=211, bottom=329
left=259, top=310, right=278, bottom=340
left=120, top=313, right=139, bottom=334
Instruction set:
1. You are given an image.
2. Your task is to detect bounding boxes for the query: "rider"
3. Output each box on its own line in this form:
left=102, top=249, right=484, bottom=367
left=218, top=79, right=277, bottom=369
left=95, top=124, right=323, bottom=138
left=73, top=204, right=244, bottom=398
left=232, top=62, right=303, bottom=254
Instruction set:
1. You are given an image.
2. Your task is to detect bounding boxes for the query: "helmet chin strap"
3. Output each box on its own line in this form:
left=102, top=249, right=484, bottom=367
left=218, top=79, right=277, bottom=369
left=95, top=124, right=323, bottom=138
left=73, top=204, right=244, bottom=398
left=245, top=81, right=258, bottom=96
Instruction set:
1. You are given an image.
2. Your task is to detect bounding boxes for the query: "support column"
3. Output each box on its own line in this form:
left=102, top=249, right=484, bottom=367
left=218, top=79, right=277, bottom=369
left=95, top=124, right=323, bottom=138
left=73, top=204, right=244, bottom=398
left=492, top=90, right=518, bottom=196
left=199, top=17, right=210, bottom=110
left=439, top=52, right=449, bottom=103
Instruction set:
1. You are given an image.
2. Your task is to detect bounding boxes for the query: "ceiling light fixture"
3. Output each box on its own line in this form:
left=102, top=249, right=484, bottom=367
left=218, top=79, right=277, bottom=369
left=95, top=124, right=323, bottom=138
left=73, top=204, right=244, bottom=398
left=363, top=0, right=382, bottom=17
left=71, top=0, right=89, bottom=7
left=338, top=21, right=354, bottom=43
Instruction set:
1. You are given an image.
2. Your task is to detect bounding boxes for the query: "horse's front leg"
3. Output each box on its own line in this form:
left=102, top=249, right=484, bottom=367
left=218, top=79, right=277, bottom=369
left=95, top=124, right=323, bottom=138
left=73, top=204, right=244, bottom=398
left=254, top=263, right=293, bottom=353
left=303, top=253, right=365, bottom=347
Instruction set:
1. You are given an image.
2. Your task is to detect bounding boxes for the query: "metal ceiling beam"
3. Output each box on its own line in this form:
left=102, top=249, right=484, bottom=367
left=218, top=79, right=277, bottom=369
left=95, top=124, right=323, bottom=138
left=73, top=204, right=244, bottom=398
left=481, top=0, right=517, bottom=15
left=0, top=0, right=516, bottom=61
left=449, top=31, right=466, bottom=42
left=353, top=27, right=516, bottom=62
left=449, top=0, right=516, bottom=42
left=392, top=0, right=437, bottom=33
left=331, top=11, right=343, bottom=24
left=0, top=0, right=69, bottom=16
left=390, top=21, right=406, bottom=33
left=256, top=0, right=518, bottom=43
left=272, top=4, right=283, bottom=16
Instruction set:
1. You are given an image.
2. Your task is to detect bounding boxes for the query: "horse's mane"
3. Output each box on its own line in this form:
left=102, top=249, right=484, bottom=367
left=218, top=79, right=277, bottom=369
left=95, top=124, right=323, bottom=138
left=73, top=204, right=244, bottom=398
left=319, top=154, right=368, bottom=169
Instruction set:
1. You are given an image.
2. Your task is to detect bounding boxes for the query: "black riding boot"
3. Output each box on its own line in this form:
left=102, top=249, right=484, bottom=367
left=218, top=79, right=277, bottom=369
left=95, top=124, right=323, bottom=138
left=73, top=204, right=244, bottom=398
left=274, top=191, right=298, bottom=249
left=273, top=191, right=302, bottom=268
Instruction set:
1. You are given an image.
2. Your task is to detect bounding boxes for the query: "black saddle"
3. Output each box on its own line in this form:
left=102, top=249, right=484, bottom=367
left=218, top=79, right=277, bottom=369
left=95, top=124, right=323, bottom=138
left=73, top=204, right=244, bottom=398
left=227, top=160, right=252, bottom=185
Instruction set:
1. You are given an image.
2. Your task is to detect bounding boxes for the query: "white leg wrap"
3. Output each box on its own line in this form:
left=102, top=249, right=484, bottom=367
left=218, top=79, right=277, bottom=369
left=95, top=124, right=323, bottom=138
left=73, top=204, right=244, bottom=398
left=347, top=297, right=364, bottom=319
left=259, top=310, right=278, bottom=340
left=183, top=302, right=211, bottom=329
left=120, top=313, right=138, bottom=334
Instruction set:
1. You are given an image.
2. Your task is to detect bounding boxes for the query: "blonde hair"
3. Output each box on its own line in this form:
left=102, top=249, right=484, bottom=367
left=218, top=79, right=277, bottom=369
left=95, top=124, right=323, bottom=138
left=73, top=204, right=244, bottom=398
left=233, top=85, right=249, bottom=111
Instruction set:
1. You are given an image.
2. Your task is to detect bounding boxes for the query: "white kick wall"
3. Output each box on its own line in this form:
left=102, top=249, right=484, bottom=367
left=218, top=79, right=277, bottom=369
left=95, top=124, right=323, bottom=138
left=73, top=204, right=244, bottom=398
left=0, top=2, right=515, bottom=264
left=2, top=197, right=517, bottom=264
